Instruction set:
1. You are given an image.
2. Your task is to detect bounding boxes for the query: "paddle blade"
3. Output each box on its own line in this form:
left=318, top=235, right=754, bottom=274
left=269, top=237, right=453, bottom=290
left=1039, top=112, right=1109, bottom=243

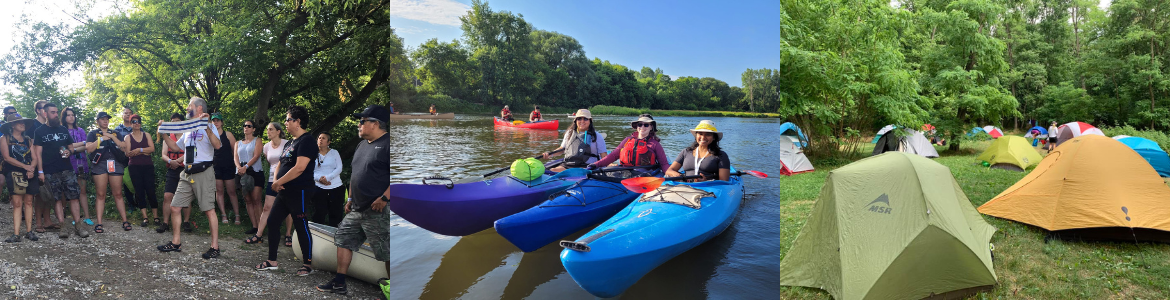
left=742, top=170, right=768, bottom=178
left=621, top=177, right=664, bottom=193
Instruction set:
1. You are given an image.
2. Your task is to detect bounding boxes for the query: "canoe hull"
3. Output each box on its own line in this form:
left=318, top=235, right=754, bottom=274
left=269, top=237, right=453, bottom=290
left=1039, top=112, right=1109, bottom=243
left=495, top=177, right=646, bottom=252
left=494, top=118, right=559, bottom=130
left=387, top=173, right=584, bottom=236
left=292, top=222, right=389, bottom=284
left=559, top=170, right=744, bottom=298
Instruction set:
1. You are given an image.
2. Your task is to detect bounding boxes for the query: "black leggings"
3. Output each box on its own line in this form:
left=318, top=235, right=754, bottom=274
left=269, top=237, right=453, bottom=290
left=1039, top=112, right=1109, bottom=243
left=311, top=186, right=345, bottom=226
left=268, top=188, right=315, bottom=264
left=128, top=165, right=158, bottom=209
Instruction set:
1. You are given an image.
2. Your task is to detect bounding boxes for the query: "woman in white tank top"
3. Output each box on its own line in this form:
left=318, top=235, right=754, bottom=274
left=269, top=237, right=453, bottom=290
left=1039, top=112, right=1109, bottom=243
left=234, top=120, right=265, bottom=234
left=244, top=122, right=292, bottom=245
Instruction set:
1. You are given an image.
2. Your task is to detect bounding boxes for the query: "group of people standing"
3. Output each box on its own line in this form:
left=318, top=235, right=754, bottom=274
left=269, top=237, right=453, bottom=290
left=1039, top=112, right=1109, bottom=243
left=2, top=98, right=393, bottom=295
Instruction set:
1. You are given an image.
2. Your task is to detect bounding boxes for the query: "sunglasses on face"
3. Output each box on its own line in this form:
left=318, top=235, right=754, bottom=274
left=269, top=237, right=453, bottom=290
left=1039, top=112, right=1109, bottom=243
left=243, top=124, right=253, bottom=128
left=131, top=119, right=141, bottom=124
left=285, top=118, right=295, bottom=122
left=634, top=123, right=653, bottom=128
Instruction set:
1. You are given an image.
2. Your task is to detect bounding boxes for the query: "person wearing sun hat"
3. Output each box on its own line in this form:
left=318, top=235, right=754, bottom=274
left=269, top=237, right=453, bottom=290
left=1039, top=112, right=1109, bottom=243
left=589, top=114, right=669, bottom=175
left=2, top=116, right=41, bottom=242
left=665, top=120, right=730, bottom=182
left=541, top=108, right=607, bottom=172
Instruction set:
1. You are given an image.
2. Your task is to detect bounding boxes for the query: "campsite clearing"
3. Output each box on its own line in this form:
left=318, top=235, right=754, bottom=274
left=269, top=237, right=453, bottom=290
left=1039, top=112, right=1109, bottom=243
left=780, top=140, right=1170, bottom=299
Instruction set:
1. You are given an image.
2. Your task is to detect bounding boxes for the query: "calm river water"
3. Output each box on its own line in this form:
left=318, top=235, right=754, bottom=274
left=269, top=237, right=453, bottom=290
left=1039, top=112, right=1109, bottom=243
left=379, top=114, right=780, bottom=299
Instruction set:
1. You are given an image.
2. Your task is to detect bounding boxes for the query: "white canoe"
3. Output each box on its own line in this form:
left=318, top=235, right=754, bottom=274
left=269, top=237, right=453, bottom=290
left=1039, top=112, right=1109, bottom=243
left=293, top=222, right=389, bottom=284
left=386, top=113, right=454, bottom=120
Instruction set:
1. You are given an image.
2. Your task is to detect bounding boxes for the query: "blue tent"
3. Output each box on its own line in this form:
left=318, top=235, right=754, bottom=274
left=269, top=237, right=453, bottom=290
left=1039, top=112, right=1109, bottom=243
left=1115, top=136, right=1170, bottom=177
left=967, top=127, right=986, bottom=137
left=779, top=122, right=808, bottom=148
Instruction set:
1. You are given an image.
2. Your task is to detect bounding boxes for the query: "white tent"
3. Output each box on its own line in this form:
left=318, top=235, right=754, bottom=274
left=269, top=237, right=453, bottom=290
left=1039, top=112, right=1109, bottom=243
left=779, top=122, right=814, bottom=175
left=873, top=126, right=939, bottom=158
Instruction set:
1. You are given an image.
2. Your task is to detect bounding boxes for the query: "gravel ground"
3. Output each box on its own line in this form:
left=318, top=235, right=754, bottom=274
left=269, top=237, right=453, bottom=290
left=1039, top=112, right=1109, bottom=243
left=0, top=203, right=384, bottom=299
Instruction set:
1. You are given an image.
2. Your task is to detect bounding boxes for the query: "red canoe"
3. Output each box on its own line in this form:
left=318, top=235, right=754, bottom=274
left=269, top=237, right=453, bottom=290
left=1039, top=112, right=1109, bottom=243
left=494, top=118, right=559, bottom=130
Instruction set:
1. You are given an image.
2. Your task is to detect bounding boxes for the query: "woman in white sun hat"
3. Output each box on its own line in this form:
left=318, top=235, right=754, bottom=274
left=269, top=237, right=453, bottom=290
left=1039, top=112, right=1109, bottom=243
left=665, top=120, right=730, bottom=182
left=541, top=109, right=607, bottom=172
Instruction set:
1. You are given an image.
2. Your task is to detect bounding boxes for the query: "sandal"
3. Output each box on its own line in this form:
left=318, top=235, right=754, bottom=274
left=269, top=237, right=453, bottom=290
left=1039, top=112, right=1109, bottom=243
left=296, top=265, right=314, bottom=277
left=45, top=224, right=60, bottom=230
left=243, top=235, right=264, bottom=244
left=157, top=241, right=182, bottom=252
left=122, top=221, right=132, bottom=231
left=94, top=224, right=104, bottom=233
left=255, top=260, right=278, bottom=271
left=153, top=218, right=162, bottom=227
left=284, top=235, right=292, bottom=247
left=34, top=227, right=44, bottom=233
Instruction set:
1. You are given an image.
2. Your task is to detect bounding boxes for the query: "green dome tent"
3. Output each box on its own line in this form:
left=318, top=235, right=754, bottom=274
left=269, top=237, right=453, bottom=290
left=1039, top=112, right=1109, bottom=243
left=779, top=152, right=997, bottom=300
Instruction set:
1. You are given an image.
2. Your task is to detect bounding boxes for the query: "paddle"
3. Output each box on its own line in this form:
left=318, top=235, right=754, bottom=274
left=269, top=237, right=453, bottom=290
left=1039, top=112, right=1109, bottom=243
left=454, top=149, right=566, bottom=184
left=619, top=170, right=768, bottom=193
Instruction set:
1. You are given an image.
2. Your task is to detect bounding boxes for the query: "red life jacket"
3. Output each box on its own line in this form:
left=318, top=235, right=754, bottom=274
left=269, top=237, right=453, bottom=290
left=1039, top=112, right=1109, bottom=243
left=531, top=110, right=542, bottom=119
left=619, top=138, right=657, bottom=167
left=166, top=133, right=184, bottom=161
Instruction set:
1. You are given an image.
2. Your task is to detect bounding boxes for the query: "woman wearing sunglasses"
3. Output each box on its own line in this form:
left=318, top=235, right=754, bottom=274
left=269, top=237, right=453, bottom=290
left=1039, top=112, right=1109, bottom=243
left=588, top=114, right=669, bottom=175
left=235, top=119, right=265, bottom=234
left=124, top=114, right=160, bottom=228
left=541, top=109, right=607, bottom=172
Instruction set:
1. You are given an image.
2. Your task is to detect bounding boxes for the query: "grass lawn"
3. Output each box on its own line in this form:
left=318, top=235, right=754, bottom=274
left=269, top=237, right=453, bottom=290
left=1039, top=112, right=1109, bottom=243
left=779, top=140, right=1170, bottom=299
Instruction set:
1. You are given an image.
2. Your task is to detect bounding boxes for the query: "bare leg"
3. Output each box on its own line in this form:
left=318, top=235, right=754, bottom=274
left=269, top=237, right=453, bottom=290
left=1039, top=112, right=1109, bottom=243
left=224, top=179, right=240, bottom=223
left=170, top=206, right=182, bottom=244
left=10, top=196, right=21, bottom=235
left=206, top=209, right=219, bottom=249
left=21, top=195, right=33, bottom=233
left=254, top=194, right=276, bottom=235
left=94, top=174, right=108, bottom=226
left=161, top=192, right=174, bottom=226
left=215, top=180, right=228, bottom=222
left=68, top=199, right=82, bottom=223
left=109, top=176, right=128, bottom=223
left=78, top=178, right=90, bottom=220
left=337, top=247, right=353, bottom=275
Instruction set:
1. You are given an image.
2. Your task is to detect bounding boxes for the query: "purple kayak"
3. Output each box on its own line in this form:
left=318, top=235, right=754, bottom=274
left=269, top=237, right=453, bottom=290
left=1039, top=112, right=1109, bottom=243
left=386, top=168, right=590, bottom=236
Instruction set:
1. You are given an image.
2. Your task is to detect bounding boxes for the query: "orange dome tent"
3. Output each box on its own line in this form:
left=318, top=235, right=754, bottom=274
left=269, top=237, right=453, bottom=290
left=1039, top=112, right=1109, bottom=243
left=977, top=135, right=1170, bottom=242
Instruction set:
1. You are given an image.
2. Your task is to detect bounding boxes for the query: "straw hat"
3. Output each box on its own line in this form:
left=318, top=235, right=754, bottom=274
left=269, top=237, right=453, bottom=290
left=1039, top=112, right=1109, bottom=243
left=573, top=109, right=592, bottom=119
left=0, top=118, right=35, bottom=135
left=689, top=120, right=722, bottom=140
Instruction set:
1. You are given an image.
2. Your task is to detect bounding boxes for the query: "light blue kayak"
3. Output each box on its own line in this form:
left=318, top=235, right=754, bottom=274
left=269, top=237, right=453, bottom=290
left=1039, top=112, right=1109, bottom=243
left=559, top=167, right=745, bottom=298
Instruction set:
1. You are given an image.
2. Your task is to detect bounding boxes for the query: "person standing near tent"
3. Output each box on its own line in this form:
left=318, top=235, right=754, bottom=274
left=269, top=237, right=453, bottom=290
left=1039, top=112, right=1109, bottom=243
left=542, top=109, right=608, bottom=172
left=529, top=105, right=543, bottom=122
left=588, top=114, right=669, bottom=174
left=665, top=120, right=731, bottom=182
left=1047, top=121, right=1059, bottom=152
left=315, top=104, right=393, bottom=295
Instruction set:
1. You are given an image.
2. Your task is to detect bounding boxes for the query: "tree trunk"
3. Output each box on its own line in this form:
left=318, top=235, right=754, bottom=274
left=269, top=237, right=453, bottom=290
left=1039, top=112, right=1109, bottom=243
left=255, top=68, right=282, bottom=122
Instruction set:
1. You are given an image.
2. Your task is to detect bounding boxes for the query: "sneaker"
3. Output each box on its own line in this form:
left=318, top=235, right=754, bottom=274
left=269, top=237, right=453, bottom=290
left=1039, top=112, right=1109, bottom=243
left=181, top=221, right=194, bottom=233
left=84, top=218, right=94, bottom=226
left=4, top=234, right=19, bottom=243
left=24, top=231, right=38, bottom=241
left=201, top=247, right=220, bottom=259
left=58, top=229, right=69, bottom=239
left=316, top=281, right=348, bottom=295
left=74, top=223, right=90, bottom=238
left=379, top=278, right=391, bottom=299
left=157, top=242, right=182, bottom=252
left=156, top=223, right=168, bottom=233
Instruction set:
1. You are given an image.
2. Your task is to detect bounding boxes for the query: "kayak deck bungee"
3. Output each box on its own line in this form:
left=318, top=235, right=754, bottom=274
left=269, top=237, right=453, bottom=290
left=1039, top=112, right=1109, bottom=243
left=386, top=168, right=588, bottom=236
left=559, top=167, right=744, bottom=298
left=494, top=117, right=559, bottom=130
left=495, top=170, right=663, bottom=252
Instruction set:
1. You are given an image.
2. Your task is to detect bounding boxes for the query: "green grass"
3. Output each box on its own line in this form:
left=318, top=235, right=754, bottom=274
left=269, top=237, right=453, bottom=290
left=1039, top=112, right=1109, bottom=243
left=779, top=140, right=1170, bottom=299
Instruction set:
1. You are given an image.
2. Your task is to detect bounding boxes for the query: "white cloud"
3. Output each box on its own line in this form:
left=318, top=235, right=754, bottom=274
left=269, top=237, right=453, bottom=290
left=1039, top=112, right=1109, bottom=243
left=392, top=0, right=469, bottom=27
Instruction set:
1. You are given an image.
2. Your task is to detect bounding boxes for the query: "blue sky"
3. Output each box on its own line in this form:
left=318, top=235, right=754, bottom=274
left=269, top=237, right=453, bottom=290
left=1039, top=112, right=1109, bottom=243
left=390, top=0, right=780, bottom=87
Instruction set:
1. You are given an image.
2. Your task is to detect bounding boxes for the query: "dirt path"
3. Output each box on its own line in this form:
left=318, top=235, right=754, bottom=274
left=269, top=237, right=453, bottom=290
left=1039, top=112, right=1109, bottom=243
left=0, top=204, right=383, bottom=299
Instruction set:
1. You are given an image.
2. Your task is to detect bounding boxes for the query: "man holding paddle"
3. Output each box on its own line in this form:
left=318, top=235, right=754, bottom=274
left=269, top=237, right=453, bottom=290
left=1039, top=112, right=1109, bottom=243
left=316, top=104, right=393, bottom=295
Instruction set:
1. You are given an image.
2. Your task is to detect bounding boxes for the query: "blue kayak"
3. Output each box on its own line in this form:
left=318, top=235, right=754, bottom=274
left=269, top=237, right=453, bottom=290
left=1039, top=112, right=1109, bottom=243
left=559, top=168, right=745, bottom=298
left=494, top=170, right=663, bottom=252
